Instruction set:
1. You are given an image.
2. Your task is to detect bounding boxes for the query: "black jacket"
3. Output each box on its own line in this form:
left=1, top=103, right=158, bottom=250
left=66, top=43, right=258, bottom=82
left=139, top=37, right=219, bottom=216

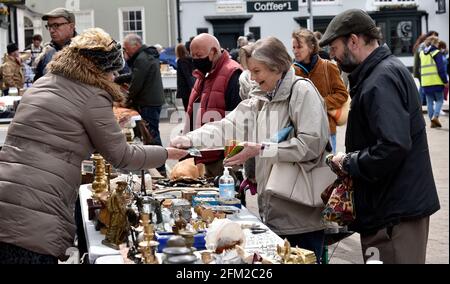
left=344, top=45, right=440, bottom=235
left=176, top=56, right=195, bottom=100
left=127, top=45, right=165, bottom=107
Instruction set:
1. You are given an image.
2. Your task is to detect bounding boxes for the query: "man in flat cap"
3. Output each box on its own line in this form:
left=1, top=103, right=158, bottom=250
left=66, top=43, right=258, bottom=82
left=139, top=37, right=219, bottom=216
left=34, top=8, right=76, bottom=82
left=321, top=9, right=440, bottom=264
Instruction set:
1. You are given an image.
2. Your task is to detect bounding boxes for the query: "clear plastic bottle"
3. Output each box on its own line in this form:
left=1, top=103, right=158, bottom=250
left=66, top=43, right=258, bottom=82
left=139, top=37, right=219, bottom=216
left=219, top=167, right=235, bottom=200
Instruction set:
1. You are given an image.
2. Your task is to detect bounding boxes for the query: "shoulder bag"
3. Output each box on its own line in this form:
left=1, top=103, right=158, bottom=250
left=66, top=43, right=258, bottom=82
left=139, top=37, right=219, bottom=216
left=265, top=79, right=336, bottom=207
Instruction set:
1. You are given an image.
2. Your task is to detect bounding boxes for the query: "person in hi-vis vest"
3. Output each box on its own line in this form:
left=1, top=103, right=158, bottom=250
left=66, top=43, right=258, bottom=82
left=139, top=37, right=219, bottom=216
left=420, top=36, right=448, bottom=128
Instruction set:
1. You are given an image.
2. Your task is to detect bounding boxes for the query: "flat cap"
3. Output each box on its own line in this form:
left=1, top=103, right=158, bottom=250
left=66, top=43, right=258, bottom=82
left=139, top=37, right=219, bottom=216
left=42, top=8, right=75, bottom=24
left=319, top=9, right=377, bottom=47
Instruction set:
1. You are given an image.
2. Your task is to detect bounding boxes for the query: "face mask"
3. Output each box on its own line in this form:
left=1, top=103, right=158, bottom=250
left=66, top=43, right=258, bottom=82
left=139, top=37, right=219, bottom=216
left=193, top=55, right=213, bottom=74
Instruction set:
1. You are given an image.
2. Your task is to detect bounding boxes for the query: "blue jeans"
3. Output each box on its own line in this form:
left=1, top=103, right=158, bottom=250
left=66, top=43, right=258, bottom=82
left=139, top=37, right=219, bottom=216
left=425, top=91, right=444, bottom=120
left=419, top=87, right=427, bottom=106
left=279, top=230, right=325, bottom=264
left=139, top=106, right=164, bottom=173
left=330, top=134, right=337, bottom=154
left=139, top=106, right=163, bottom=146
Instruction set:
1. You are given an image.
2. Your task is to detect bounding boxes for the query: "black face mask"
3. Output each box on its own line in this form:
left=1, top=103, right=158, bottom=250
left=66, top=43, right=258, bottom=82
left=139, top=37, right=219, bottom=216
left=193, top=56, right=213, bottom=74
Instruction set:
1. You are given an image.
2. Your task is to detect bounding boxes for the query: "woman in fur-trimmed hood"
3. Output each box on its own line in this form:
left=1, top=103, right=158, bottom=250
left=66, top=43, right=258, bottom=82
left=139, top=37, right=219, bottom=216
left=0, top=28, right=187, bottom=264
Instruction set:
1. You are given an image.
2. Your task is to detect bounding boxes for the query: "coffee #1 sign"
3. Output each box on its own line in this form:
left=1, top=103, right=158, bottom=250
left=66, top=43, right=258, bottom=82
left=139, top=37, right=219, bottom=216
left=247, top=1, right=298, bottom=13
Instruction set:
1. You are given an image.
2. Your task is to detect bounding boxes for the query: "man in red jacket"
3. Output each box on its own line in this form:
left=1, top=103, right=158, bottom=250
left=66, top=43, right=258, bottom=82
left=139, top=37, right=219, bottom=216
left=184, top=33, right=242, bottom=177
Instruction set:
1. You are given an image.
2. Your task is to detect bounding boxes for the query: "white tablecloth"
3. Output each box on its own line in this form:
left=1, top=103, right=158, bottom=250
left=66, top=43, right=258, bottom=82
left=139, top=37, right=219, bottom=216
left=162, top=74, right=176, bottom=89
left=79, top=185, right=121, bottom=264
left=79, top=184, right=284, bottom=264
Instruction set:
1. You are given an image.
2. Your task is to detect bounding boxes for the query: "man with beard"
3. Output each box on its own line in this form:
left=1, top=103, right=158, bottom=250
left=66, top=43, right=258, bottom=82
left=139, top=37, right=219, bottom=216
left=319, top=9, right=439, bottom=264
left=184, top=33, right=242, bottom=177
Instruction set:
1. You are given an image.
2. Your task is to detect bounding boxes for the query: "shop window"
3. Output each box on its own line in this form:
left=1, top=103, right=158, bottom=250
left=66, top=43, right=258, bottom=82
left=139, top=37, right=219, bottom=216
left=371, top=13, right=421, bottom=57
left=249, top=26, right=260, bottom=41
left=197, top=28, right=208, bottom=34
left=389, top=20, right=414, bottom=55
left=24, top=16, right=33, bottom=48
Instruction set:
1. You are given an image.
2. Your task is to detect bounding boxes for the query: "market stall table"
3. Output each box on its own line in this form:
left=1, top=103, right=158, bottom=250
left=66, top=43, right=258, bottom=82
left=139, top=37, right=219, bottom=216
left=79, top=184, right=285, bottom=264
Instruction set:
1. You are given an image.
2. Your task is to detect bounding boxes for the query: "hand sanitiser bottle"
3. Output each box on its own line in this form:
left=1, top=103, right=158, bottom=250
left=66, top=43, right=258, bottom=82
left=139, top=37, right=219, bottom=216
left=219, top=167, right=235, bottom=200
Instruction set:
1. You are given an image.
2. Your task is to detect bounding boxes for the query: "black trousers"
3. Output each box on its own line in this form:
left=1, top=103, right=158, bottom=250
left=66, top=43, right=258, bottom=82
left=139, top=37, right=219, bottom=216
left=75, top=196, right=88, bottom=264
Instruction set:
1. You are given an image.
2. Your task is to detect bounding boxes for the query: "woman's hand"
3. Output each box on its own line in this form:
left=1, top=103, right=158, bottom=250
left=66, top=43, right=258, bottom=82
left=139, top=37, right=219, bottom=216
left=223, top=142, right=261, bottom=166
left=170, top=135, right=192, bottom=149
left=166, top=147, right=188, bottom=160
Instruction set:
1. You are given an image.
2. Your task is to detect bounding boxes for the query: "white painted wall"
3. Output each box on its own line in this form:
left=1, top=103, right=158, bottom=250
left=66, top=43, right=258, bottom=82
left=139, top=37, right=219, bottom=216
left=418, top=0, right=449, bottom=45
left=0, top=28, right=7, bottom=56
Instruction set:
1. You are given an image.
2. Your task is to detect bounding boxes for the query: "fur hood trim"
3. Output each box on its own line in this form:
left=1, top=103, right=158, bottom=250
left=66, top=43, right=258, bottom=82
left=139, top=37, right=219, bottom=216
left=47, top=48, right=124, bottom=102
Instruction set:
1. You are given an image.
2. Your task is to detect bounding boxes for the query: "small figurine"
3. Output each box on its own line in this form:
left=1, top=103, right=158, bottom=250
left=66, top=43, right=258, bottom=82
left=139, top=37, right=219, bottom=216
left=276, top=239, right=316, bottom=264
left=102, top=181, right=130, bottom=250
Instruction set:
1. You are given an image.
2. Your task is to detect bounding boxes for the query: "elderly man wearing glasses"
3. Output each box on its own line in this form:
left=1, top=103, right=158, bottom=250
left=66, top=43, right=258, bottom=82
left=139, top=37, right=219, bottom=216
left=33, top=8, right=76, bottom=82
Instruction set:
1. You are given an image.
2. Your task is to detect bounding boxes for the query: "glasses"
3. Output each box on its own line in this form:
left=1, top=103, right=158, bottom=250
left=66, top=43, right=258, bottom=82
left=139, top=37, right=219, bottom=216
left=45, top=22, right=70, bottom=30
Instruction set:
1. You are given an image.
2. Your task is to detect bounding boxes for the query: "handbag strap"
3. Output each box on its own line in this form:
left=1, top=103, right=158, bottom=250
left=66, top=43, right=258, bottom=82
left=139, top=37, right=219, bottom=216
left=287, top=78, right=304, bottom=103
left=323, top=59, right=332, bottom=97
left=288, top=77, right=332, bottom=156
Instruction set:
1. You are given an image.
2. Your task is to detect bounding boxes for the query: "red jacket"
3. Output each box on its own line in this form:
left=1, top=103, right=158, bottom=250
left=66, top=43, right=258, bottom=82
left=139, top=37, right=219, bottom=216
left=186, top=50, right=242, bottom=164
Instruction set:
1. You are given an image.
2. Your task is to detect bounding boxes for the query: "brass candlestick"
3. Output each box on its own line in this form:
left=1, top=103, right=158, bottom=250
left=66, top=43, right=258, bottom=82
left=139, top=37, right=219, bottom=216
left=92, top=154, right=108, bottom=199
left=178, top=229, right=197, bottom=250
left=138, top=213, right=159, bottom=264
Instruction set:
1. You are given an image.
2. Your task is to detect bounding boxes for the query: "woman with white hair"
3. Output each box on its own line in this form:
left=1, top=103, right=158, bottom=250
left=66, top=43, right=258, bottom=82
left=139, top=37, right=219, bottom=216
left=171, top=36, right=330, bottom=262
left=0, top=28, right=187, bottom=264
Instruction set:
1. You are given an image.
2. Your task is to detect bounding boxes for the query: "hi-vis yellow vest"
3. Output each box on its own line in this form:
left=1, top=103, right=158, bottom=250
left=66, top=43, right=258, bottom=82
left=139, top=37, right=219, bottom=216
left=420, top=49, right=444, bottom=87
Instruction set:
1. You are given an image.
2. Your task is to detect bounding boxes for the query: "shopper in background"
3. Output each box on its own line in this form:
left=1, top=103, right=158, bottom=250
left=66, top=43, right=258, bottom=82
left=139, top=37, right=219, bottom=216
left=24, top=34, right=43, bottom=71
left=1, top=43, right=27, bottom=96
left=34, top=8, right=77, bottom=82
left=184, top=33, right=242, bottom=177
left=122, top=34, right=166, bottom=175
left=413, top=30, right=439, bottom=106
left=292, top=28, right=348, bottom=154
left=420, top=35, right=448, bottom=128
left=175, top=43, right=195, bottom=112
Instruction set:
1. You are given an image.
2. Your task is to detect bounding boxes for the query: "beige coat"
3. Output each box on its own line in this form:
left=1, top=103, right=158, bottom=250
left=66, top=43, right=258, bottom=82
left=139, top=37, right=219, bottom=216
left=0, top=49, right=167, bottom=259
left=187, top=68, right=329, bottom=235
left=1, top=54, right=24, bottom=91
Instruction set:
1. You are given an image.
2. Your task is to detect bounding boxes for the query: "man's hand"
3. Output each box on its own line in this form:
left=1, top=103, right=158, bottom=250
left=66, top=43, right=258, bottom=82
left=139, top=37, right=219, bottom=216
left=170, top=135, right=192, bottom=149
left=223, top=142, right=261, bottom=166
left=331, top=152, right=349, bottom=174
left=166, top=147, right=188, bottom=160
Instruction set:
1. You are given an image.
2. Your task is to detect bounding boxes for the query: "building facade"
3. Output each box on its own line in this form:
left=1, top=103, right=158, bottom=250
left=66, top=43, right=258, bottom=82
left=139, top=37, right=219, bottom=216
left=179, top=0, right=449, bottom=68
left=1, top=0, right=178, bottom=54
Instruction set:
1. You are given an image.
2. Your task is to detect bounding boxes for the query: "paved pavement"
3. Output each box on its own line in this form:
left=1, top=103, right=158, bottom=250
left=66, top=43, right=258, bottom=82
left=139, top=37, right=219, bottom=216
left=159, top=98, right=449, bottom=264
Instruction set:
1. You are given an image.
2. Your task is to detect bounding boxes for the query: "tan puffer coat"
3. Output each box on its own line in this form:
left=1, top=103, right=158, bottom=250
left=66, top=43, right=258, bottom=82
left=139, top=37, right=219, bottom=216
left=1, top=54, right=25, bottom=91
left=0, top=48, right=167, bottom=259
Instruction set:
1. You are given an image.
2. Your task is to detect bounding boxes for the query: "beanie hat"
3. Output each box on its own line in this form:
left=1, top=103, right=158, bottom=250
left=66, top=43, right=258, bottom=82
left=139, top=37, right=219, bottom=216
left=76, top=42, right=124, bottom=72
left=7, top=43, right=18, bottom=54
left=69, top=28, right=125, bottom=72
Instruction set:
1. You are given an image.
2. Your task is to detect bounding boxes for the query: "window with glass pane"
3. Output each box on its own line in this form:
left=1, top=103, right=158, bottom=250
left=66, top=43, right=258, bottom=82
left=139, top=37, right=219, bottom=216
left=390, top=20, right=413, bottom=56
left=121, top=9, right=144, bottom=39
